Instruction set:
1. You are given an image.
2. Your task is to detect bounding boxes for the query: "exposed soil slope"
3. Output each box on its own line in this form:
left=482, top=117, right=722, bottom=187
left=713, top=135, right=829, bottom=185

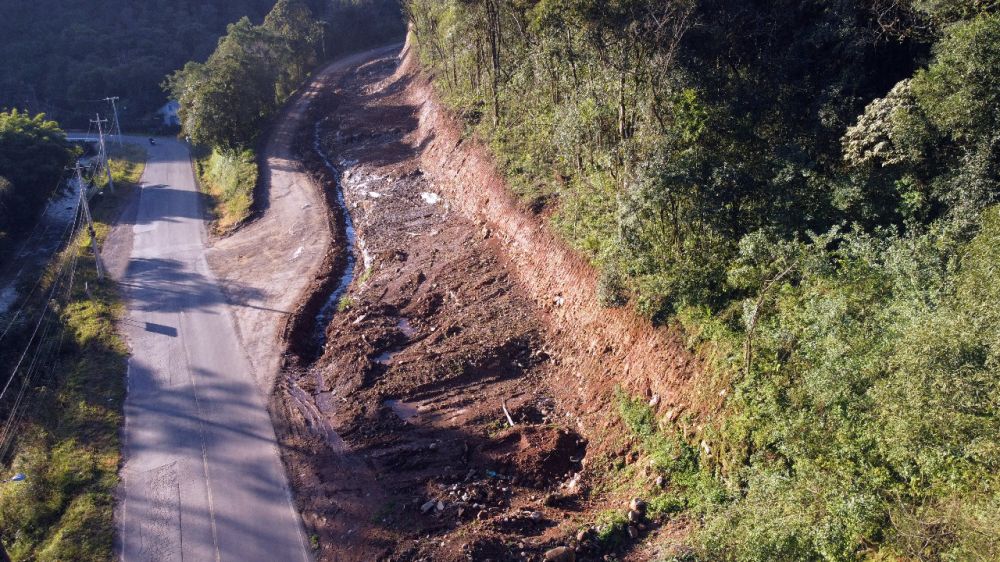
left=275, top=40, right=707, bottom=561
left=399, top=44, right=709, bottom=428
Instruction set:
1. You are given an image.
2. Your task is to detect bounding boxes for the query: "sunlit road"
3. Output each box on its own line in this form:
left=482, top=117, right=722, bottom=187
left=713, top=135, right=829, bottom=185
left=117, top=137, right=310, bottom=561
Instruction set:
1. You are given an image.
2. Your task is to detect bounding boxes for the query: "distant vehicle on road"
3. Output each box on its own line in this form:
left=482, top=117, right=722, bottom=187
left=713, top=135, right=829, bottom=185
left=148, top=137, right=156, bottom=146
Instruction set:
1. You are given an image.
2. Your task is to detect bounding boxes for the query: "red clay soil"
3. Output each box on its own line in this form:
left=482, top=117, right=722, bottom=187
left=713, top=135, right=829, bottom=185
left=273, top=40, right=708, bottom=562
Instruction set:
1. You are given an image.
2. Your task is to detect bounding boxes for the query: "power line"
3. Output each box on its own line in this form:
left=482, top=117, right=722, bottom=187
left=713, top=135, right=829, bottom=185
left=0, top=191, right=82, bottom=346
left=0, top=215, right=83, bottom=458
left=90, top=114, right=115, bottom=194
left=0, top=198, right=82, bottom=409
left=0, top=290, right=66, bottom=457
left=0, top=209, right=82, bottom=405
left=104, top=97, right=122, bottom=146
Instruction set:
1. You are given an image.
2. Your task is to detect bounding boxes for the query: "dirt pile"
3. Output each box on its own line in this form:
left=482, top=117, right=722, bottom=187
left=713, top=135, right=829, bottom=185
left=273, top=41, right=704, bottom=561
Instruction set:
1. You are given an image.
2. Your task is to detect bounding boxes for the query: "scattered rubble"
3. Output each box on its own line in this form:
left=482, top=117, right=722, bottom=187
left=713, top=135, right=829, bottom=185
left=272, top=46, right=694, bottom=562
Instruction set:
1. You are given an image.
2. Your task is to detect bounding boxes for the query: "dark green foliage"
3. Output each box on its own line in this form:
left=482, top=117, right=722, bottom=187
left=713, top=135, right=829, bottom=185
left=409, top=0, right=924, bottom=320
left=165, top=2, right=321, bottom=150
left=167, top=0, right=404, bottom=150
left=0, top=110, right=74, bottom=256
left=320, top=0, right=407, bottom=57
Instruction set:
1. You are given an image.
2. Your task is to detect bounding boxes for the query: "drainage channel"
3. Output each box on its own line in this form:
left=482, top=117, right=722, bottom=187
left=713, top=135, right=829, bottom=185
left=311, top=118, right=360, bottom=350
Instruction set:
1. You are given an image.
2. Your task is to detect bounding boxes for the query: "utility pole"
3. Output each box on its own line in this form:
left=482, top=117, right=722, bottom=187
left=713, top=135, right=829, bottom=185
left=104, top=96, right=122, bottom=145
left=91, top=114, right=115, bottom=194
left=70, top=164, right=104, bottom=281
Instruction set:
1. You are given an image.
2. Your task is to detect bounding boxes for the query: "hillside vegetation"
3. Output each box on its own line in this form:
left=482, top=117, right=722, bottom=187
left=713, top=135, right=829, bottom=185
left=168, top=0, right=404, bottom=231
left=407, top=1, right=1000, bottom=559
left=0, top=0, right=280, bottom=129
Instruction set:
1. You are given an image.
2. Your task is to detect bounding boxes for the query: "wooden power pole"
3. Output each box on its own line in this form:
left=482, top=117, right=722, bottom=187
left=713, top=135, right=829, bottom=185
left=70, top=164, right=104, bottom=281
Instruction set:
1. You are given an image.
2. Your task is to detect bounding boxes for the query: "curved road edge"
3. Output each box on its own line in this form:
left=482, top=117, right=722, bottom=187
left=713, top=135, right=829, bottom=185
left=205, top=43, right=404, bottom=393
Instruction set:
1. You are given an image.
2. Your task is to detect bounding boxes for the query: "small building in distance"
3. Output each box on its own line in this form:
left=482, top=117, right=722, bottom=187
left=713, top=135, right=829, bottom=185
left=156, top=101, right=180, bottom=127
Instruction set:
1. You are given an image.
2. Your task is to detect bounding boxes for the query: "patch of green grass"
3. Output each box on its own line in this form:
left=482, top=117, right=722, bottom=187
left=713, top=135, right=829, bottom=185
left=646, top=491, right=687, bottom=520
left=593, top=509, right=630, bottom=550
left=358, top=266, right=375, bottom=285
left=336, top=295, right=354, bottom=312
left=614, top=390, right=728, bottom=517
left=616, top=389, right=698, bottom=477
left=195, top=148, right=257, bottom=233
left=108, top=144, right=146, bottom=185
left=91, top=143, right=147, bottom=192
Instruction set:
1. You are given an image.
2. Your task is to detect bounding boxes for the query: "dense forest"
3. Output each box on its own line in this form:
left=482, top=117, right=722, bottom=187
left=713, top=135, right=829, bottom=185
left=0, top=0, right=283, bottom=129
left=407, top=0, right=1000, bottom=559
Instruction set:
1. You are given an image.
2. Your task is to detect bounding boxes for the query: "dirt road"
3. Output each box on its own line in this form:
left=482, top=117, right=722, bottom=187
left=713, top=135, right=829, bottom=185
left=117, top=137, right=310, bottom=561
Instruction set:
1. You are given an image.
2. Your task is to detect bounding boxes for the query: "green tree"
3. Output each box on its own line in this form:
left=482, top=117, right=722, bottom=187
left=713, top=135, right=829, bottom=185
left=0, top=110, right=74, bottom=249
left=167, top=18, right=285, bottom=150
left=264, top=0, right=324, bottom=99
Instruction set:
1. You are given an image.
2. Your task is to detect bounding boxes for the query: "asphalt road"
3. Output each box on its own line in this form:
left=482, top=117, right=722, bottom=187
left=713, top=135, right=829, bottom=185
left=118, top=137, right=310, bottom=561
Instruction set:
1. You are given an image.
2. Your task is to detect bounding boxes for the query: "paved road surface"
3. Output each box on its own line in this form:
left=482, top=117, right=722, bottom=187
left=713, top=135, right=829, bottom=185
left=118, top=137, right=310, bottom=561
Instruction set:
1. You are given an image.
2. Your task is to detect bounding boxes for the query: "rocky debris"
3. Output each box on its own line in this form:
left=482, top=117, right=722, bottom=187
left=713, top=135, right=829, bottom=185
left=544, top=546, right=575, bottom=562
left=479, top=426, right=587, bottom=489
left=277, top=47, right=667, bottom=562
left=543, top=490, right=577, bottom=508
left=630, top=497, right=647, bottom=514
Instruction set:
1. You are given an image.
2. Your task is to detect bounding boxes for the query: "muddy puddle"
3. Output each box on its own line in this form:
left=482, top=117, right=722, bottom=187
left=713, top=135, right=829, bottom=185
left=397, top=316, right=415, bottom=337
left=384, top=398, right=420, bottom=423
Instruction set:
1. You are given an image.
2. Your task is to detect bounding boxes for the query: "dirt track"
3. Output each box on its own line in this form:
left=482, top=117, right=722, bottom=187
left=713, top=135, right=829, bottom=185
left=205, top=45, right=401, bottom=392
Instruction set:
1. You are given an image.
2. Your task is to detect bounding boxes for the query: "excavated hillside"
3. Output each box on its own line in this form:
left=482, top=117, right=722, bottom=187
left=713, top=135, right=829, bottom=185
left=273, top=40, right=711, bottom=561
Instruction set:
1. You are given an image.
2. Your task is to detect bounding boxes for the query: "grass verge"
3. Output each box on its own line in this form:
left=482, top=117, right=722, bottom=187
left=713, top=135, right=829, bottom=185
left=194, top=147, right=257, bottom=233
left=0, top=146, right=145, bottom=560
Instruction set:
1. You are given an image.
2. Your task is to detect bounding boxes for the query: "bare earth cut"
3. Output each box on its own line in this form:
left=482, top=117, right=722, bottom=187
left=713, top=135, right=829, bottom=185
left=272, top=43, right=705, bottom=561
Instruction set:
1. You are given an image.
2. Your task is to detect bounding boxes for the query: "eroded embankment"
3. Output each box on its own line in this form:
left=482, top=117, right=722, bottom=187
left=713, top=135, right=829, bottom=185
left=274, top=40, right=708, bottom=561
left=396, top=43, right=707, bottom=438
